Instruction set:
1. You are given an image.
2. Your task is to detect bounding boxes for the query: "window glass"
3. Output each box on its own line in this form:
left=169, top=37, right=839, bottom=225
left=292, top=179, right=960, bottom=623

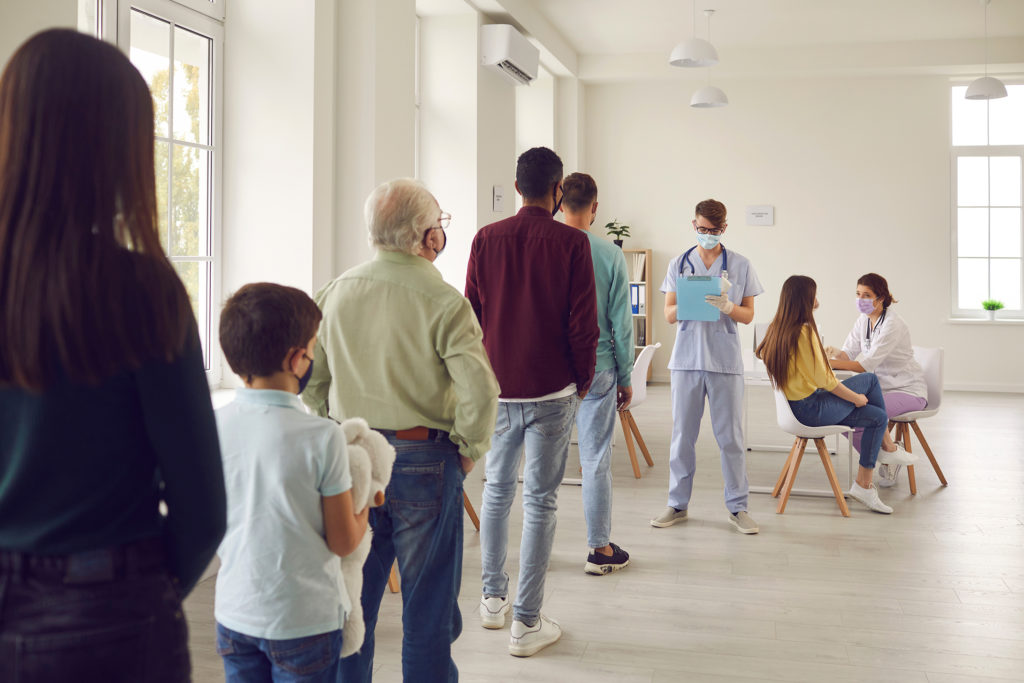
left=990, top=208, right=1022, bottom=258
left=990, top=85, right=1024, bottom=146
left=957, top=258, right=988, bottom=309
left=991, top=259, right=1022, bottom=309
left=957, top=208, right=988, bottom=258
left=957, top=157, right=988, bottom=206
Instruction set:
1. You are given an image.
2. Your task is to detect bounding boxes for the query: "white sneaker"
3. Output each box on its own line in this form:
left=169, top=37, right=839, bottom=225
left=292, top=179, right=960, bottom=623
left=848, top=482, right=893, bottom=514
left=876, top=463, right=900, bottom=488
left=877, top=442, right=918, bottom=466
left=479, top=595, right=510, bottom=629
left=509, top=614, right=561, bottom=657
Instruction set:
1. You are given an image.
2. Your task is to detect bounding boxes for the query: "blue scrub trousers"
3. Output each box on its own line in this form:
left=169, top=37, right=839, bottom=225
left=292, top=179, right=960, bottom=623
left=668, top=370, right=748, bottom=514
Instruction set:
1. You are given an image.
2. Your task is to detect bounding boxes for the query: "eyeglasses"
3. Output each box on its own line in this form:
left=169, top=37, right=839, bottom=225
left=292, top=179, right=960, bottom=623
left=693, top=220, right=724, bottom=236
left=437, top=212, right=451, bottom=230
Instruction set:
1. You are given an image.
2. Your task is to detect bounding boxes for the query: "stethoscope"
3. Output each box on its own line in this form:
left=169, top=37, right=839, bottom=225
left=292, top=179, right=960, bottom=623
left=864, top=309, right=886, bottom=348
left=679, top=245, right=728, bottom=280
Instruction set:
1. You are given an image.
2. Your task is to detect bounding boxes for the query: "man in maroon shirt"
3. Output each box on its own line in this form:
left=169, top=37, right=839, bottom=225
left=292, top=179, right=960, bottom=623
left=467, top=146, right=598, bottom=657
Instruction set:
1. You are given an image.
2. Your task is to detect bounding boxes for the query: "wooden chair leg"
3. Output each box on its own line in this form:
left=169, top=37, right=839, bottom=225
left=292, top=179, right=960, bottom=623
left=777, top=438, right=807, bottom=514
left=625, top=411, right=655, bottom=467
left=463, top=491, right=480, bottom=531
left=910, top=420, right=948, bottom=487
left=773, top=439, right=800, bottom=498
left=813, top=438, right=850, bottom=517
left=899, top=423, right=917, bottom=495
left=619, top=411, right=642, bottom=479
left=388, top=562, right=400, bottom=593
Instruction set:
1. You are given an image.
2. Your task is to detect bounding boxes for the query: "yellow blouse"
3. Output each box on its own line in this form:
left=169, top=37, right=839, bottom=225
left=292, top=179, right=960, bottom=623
left=783, top=325, right=839, bottom=401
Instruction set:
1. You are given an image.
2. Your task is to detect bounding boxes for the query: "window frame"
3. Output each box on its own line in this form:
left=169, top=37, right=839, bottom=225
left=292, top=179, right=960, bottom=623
left=112, top=0, right=225, bottom=384
left=950, top=83, right=1024, bottom=320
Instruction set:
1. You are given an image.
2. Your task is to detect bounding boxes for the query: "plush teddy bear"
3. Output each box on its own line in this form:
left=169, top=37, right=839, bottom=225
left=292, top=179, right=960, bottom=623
left=338, top=417, right=395, bottom=658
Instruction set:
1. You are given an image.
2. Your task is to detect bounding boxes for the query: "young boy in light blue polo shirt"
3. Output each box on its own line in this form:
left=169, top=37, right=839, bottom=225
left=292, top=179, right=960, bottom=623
left=214, top=283, right=369, bottom=683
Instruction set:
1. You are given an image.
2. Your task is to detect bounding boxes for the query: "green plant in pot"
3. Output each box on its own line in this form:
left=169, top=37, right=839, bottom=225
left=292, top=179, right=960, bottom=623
left=605, top=219, right=631, bottom=247
left=982, top=299, right=1004, bottom=320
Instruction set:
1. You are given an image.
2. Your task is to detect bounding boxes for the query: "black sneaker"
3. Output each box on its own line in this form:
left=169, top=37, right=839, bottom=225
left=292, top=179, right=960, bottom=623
left=584, top=542, right=630, bottom=575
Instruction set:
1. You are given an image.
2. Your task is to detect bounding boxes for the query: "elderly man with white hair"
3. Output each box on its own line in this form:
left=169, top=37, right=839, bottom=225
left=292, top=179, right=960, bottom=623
left=304, top=178, right=499, bottom=682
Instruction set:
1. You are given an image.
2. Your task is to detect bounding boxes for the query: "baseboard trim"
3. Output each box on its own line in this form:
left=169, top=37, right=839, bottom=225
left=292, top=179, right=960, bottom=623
left=650, top=374, right=1023, bottom=395
left=945, top=383, right=1024, bottom=394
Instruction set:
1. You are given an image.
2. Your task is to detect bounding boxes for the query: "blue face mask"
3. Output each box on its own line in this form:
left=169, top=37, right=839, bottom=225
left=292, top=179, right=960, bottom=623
left=296, top=356, right=314, bottom=394
left=696, top=232, right=721, bottom=250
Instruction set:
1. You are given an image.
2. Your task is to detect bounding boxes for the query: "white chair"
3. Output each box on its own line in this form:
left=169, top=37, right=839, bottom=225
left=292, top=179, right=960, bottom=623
left=618, top=343, right=661, bottom=479
left=771, top=389, right=852, bottom=517
left=888, top=346, right=947, bottom=495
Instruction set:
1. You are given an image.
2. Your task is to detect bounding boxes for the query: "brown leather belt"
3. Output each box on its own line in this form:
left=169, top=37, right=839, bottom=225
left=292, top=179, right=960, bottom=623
left=393, top=426, right=439, bottom=440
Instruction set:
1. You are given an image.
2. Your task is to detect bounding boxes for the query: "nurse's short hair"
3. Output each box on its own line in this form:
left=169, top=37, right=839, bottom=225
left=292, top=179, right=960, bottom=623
left=857, top=273, right=897, bottom=309
left=695, top=199, right=727, bottom=229
left=365, top=179, right=438, bottom=255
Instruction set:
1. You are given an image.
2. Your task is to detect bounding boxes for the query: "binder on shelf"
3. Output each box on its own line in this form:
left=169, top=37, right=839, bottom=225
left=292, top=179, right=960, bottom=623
left=630, top=284, right=640, bottom=315
left=631, top=252, right=646, bottom=283
left=637, top=284, right=646, bottom=315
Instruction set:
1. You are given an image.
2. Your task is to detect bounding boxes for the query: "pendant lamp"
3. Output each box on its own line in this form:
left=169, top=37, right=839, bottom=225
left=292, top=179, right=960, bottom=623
left=669, top=0, right=718, bottom=68
left=690, top=10, right=728, bottom=108
left=966, top=0, right=1007, bottom=100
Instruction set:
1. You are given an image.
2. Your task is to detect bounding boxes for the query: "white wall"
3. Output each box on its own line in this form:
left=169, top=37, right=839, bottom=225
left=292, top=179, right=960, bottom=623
left=585, top=76, right=1024, bottom=391
left=419, top=12, right=478, bottom=292
left=332, top=0, right=416, bottom=284
left=475, top=18, right=516, bottom=251
left=0, top=0, right=76, bottom=67
left=221, top=1, right=315, bottom=296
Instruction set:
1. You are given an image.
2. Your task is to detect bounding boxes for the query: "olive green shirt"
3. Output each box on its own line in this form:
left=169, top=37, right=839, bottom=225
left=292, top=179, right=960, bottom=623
left=303, top=250, right=499, bottom=462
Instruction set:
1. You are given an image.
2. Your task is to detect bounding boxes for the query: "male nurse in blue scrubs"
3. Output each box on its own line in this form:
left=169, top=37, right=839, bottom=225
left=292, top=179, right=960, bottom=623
left=650, top=199, right=763, bottom=534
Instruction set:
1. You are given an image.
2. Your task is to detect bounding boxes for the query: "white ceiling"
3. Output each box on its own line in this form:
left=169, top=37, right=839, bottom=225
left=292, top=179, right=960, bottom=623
left=530, top=0, right=1024, bottom=54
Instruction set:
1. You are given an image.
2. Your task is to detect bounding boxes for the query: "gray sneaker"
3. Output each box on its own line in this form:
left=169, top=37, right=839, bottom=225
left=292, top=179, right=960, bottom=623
left=876, top=463, right=900, bottom=488
left=729, top=510, right=759, bottom=534
left=479, top=595, right=510, bottom=629
left=650, top=507, right=687, bottom=528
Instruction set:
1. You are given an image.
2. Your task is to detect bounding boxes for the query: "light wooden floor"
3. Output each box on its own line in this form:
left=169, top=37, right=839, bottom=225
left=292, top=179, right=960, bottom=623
left=185, top=384, right=1024, bottom=682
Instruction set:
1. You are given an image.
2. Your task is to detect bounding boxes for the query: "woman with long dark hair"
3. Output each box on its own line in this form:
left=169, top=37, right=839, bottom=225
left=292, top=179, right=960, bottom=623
left=0, top=30, right=226, bottom=681
left=756, top=275, right=897, bottom=514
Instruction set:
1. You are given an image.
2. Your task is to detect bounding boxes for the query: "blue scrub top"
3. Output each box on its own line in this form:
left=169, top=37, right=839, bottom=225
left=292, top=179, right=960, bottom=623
left=660, top=246, right=763, bottom=375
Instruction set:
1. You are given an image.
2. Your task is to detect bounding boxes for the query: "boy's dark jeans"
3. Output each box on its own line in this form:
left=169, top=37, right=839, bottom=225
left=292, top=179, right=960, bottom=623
left=0, top=538, right=190, bottom=683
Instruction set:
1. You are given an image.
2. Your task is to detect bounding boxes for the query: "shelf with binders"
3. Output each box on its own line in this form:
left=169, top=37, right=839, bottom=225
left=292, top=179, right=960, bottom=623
left=623, top=248, right=653, bottom=378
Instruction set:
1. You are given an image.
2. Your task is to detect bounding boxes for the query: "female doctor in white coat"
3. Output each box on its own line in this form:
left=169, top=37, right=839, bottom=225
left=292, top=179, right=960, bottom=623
left=650, top=199, right=763, bottom=535
left=827, top=272, right=926, bottom=486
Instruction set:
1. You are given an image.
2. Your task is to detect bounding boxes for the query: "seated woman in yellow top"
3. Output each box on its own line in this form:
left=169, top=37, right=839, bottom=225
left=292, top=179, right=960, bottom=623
left=756, top=275, right=898, bottom=514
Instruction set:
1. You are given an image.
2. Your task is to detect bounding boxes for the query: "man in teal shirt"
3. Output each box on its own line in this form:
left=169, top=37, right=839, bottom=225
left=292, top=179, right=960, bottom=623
left=560, top=172, right=634, bottom=575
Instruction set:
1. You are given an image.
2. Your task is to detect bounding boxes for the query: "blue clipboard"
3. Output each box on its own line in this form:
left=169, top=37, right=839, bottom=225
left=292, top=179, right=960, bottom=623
left=676, top=275, right=722, bottom=321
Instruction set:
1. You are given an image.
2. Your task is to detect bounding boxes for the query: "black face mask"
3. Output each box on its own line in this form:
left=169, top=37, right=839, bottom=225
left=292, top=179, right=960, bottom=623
left=295, top=355, right=314, bottom=394
left=424, top=227, right=447, bottom=256
left=551, top=185, right=563, bottom=217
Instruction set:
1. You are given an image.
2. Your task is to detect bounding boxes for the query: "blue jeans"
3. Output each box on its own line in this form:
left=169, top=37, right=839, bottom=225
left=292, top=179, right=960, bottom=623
left=668, top=370, right=748, bottom=513
left=339, top=432, right=465, bottom=683
left=481, top=395, right=577, bottom=624
left=575, top=369, right=617, bottom=549
left=0, top=538, right=189, bottom=683
left=216, top=624, right=341, bottom=683
left=789, top=373, right=888, bottom=469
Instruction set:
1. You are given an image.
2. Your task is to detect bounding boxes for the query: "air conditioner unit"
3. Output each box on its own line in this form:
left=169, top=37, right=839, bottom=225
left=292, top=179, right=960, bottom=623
left=480, top=24, right=539, bottom=86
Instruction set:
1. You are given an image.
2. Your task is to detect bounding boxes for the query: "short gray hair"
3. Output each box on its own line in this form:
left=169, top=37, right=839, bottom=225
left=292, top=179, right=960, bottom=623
left=365, top=179, right=438, bottom=254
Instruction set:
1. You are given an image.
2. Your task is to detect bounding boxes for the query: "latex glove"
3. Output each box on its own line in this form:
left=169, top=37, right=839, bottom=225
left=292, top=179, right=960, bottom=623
left=824, top=345, right=841, bottom=360
left=719, top=274, right=732, bottom=295
left=705, top=293, right=734, bottom=315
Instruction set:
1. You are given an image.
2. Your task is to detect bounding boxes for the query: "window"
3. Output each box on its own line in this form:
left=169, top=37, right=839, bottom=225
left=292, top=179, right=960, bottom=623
left=115, top=1, right=224, bottom=377
left=951, top=84, right=1024, bottom=318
